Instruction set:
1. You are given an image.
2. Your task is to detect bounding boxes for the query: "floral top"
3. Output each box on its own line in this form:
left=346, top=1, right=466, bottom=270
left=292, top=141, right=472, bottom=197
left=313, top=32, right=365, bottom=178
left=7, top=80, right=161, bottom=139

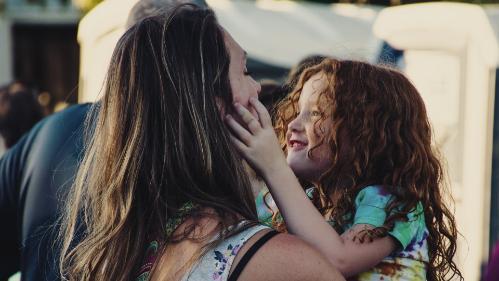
left=256, top=185, right=429, bottom=281
left=136, top=222, right=270, bottom=281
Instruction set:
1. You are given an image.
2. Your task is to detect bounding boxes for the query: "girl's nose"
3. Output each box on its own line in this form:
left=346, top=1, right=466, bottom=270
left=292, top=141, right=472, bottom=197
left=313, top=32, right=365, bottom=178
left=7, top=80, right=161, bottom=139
left=288, top=114, right=304, bottom=132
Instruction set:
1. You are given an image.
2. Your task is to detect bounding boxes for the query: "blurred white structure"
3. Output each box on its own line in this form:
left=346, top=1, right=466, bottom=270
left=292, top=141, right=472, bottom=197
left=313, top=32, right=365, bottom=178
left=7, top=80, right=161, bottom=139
left=207, top=0, right=382, bottom=67
left=77, top=0, right=383, bottom=102
left=77, top=0, right=138, bottom=103
left=0, top=14, right=11, bottom=85
left=374, top=3, right=498, bottom=280
left=0, top=136, right=5, bottom=158
left=485, top=5, right=499, bottom=67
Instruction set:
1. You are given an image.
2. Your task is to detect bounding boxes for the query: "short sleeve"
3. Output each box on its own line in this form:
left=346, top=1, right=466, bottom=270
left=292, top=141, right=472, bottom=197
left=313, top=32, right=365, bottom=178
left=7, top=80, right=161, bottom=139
left=353, top=185, right=423, bottom=250
left=256, top=188, right=273, bottom=226
left=389, top=202, right=425, bottom=249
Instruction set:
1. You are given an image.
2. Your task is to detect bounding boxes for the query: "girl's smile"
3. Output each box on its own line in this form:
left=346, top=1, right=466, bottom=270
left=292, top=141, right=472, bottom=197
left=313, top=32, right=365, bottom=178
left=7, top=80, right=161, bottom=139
left=288, top=139, right=308, bottom=151
left=285, top=72, right=332, bottom=183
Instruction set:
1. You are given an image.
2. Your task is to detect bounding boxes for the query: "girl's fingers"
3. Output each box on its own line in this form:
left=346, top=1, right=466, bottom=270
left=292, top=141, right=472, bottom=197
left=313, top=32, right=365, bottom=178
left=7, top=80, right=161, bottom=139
left=249, top=97, right=272, bottom=128
left=234, top=103, right=261, bottom=134
left=225, top=114, right=253, bottom=146
left=229, top=133, right=248, bottom=155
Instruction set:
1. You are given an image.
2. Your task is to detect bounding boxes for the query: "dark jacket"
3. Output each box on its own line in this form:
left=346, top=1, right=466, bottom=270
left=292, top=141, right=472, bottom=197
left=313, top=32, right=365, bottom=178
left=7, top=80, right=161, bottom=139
left=0, top=103, right=91, bottom=281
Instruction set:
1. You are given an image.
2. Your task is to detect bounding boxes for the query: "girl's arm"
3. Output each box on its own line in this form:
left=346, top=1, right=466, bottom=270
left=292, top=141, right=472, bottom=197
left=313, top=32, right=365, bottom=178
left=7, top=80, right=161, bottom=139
left=225, top=98, right=397, bottom=277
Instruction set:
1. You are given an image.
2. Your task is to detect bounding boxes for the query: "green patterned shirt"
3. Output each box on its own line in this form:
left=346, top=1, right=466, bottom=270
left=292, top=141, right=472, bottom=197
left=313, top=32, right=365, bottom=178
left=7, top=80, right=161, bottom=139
left=346, top=185, right=428, bottom=281
left=256, top=185, right=429, bottom=280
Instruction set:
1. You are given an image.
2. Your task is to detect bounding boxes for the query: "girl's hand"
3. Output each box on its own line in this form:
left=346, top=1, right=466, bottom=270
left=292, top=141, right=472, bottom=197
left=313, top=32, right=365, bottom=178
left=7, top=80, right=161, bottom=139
left=225, top=97, right=288, bottom=179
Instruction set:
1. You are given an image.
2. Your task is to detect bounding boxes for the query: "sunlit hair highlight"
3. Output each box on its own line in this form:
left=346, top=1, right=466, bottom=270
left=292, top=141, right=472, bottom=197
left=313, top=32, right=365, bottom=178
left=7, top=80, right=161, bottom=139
left=275, top=58, right=463, bottom=281
left=58, top=5, right=257, bottom=280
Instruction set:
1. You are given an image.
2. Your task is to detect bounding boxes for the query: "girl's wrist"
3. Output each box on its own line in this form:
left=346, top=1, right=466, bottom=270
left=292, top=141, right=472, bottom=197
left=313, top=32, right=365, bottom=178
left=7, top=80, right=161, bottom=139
left=262, top=163, right=297, bottom=189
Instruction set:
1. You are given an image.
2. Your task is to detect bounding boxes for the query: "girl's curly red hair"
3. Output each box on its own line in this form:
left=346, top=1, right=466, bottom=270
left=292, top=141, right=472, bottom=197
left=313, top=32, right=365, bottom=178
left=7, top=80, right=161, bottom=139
left=275, top=58, right=463, bottom=281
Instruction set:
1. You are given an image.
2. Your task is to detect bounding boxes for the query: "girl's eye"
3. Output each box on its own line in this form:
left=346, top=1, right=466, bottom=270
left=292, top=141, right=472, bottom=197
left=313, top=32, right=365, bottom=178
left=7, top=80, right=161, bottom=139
left=311, top=110, right=323, bottom=117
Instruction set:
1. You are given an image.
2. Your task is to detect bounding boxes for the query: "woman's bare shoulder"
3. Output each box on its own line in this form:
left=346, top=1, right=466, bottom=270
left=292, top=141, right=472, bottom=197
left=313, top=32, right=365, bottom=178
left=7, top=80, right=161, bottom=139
left=236, top=233, right=345, bottom=281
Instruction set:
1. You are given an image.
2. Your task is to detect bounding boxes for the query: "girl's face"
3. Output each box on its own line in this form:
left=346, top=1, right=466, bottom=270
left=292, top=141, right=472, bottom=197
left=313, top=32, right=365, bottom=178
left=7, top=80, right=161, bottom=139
left=286, top=73, right=333, bottom=183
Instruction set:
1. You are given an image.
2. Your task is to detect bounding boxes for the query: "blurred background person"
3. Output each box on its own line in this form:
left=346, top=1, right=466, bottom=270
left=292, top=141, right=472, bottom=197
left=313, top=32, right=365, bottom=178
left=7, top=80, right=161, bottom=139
left=283, top=55, right=328, bottom=95
left=258, top=79, right=286, bottom=117
left=483, top=242, right=499, bottom=281
left=0, top=82, right=45, bottom=155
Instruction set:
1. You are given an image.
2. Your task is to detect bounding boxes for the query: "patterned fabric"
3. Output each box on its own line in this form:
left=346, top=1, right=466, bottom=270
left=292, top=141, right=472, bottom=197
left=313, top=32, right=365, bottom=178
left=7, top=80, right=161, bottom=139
left=136, top=202, right=198, bottom=281
left=136, top=222, right=270, bottom=281
left=212, top=243, right=243, bottom=280
left=183, top=223, right=269, bottom=281
left=346, top=185, right=428, bottom=281
left=165, top=202, right=197, bottom=237
left=255, top=187, right=276, bottom=226
left=254, top=185, right=429, bottom=280
left=256, top=187, right=315, bottom=226
left=136, top=241, right=160, bottom=281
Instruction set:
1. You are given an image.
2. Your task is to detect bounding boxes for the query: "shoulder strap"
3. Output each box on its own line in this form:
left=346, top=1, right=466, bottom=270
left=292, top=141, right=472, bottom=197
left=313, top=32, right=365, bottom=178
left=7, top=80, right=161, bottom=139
left=227, top=230, right=279, bottom=281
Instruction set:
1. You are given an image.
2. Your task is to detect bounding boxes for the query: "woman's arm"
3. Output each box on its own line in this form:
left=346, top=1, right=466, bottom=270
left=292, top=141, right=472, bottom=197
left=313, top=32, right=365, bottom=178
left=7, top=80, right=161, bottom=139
left=225, top=98, right=396, bottom=277
left=236, top=232, right=346, bottom=281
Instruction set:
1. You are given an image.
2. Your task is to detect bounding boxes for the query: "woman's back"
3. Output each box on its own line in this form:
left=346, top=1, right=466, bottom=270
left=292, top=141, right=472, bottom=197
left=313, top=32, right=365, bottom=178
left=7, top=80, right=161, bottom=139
left=148, top=214, right=344, bottom=281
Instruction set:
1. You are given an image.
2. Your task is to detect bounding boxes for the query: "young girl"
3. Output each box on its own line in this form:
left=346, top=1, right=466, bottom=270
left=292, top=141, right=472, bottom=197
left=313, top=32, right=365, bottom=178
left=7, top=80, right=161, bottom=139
left=225, top=58, right=463, bottom=280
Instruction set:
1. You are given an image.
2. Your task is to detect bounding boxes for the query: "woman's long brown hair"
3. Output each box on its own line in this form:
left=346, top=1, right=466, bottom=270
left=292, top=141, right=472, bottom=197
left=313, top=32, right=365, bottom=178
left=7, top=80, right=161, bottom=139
left=275, top=58, right=463, bottom=281
left=58, top=5, right=257, bottom=280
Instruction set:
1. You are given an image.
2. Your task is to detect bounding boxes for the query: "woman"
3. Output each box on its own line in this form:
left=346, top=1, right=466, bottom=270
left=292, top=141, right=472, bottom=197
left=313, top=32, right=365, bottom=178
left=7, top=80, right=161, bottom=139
left=58, top=4, right=343, bottom=281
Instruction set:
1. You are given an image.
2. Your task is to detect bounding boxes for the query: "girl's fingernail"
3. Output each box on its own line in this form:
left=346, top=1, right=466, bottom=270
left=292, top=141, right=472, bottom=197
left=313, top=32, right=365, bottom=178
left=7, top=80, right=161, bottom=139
left=226, top=114, right=232, bottom=119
